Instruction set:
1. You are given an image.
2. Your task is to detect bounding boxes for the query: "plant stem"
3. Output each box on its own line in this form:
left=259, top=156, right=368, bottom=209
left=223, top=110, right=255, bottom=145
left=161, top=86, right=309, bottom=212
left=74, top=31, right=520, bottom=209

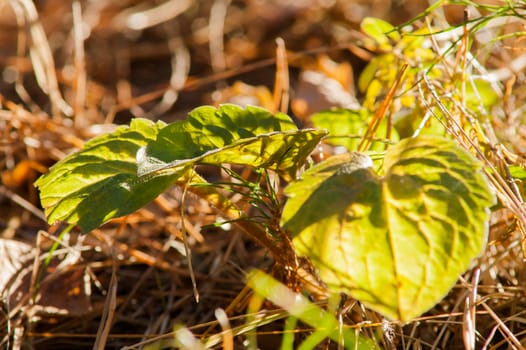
left=178, top=171, right=327, bottom=298
left=182, top=174, right=294, bottom=264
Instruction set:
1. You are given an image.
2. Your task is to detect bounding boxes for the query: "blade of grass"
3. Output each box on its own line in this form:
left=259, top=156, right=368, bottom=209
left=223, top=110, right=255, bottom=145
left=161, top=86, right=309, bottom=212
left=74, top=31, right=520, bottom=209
left=215, top=308, right=234, bottom=350
left=246, top=269, right=380, bottom=350
left=93, top=259, right=118, bottom=350
left=280, top=315, right=298, bottom=350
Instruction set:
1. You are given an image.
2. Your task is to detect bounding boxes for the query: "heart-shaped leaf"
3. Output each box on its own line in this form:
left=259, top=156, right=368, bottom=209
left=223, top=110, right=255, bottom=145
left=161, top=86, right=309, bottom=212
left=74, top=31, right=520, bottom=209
left=281, top=136, right=495, bottom=321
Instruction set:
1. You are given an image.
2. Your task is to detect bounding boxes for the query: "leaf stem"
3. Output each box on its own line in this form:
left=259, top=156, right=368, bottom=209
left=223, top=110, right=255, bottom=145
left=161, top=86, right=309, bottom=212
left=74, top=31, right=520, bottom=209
left=182, top=172, right=296, bottom=266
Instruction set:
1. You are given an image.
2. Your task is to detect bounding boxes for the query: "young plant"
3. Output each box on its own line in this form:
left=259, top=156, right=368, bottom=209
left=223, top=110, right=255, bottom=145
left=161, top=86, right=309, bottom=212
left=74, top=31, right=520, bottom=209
left=35, top=105, right=325, bottom=264
left=281, top=137, right=494, bottom=321
left=35, top=8, right=509, bottom=345
left=36, top=102, right=494, bottom=326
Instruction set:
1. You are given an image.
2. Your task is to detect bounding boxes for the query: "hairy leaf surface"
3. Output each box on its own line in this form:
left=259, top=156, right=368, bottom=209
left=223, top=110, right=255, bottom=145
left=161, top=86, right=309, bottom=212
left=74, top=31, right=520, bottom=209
left=281, top=136, right=495, bottom=321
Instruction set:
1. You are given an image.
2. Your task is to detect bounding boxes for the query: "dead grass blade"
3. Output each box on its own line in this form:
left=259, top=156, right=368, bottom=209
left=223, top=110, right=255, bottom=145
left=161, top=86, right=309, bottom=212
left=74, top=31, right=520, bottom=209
left=180, top=178, right=199, bottom=303
left=8, top=0, right=72, bottom=116
left=423, top=74, right=526, bottom=242
left=72, top=1, right=87, bottom=125
left=92, top=259, right=117, bottom=350
left=273, top=37, right=290, bottom=114
left=480, top=301, right=525, bottom=350
left=0, top=185, right=46, bottom=222
left=209, top=0, right=230, bottom=75
left=463, top=268, right=479, bottom=350
left=215, top=308, right=234, bottom=350
left=358, top=64, right=408, bottom=152
left=112, top=0, right=193, bottom=31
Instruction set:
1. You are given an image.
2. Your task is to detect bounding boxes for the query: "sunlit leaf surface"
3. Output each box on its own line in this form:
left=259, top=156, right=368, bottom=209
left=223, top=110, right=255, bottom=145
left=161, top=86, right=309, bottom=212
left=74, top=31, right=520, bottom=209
left=137, top=104, right=326, bottom=181
left=311, top=108, right=397, bottom=151
left=282, top=136, right=495, bottom=321
left=360, top=17, right=400, bottom=50
left=36, top=105, right=325, bottom=232
left=35, top=118, right=178, bottom=232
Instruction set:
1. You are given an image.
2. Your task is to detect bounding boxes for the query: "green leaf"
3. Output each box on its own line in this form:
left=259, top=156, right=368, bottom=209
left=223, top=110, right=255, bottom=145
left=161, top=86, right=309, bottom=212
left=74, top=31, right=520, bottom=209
left=246, top=269, right=379, bottom=349
left=146, top=104, right=297, bottom=161
left=36, top=105, right=326, bottom=232
left=138, top=104, right=327, bottom=181
left=311, top=108, right=397, bottom=151
left=35, top=119, right=179, bottom=232
left=360, top=17, right=400, bottom=50
left=465, top=79, right=499, bottom=110
left=281, top=136, right=495, bottom=321
left=358, top=57, right=381, bottom=93
left=509, top=164, right=526, bottom=180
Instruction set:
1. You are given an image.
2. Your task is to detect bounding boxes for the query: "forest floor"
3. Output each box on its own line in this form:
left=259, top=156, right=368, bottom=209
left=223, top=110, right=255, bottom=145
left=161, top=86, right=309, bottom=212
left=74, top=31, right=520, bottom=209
left=2, top=0, right=526, bottom=349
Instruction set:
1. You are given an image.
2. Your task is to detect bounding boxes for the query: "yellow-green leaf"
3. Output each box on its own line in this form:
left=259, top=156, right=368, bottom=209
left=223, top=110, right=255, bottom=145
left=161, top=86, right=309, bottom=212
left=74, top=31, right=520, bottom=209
left=465, top=79, right=499, bottom=110
left=35, top=118, right=178, bottom=232
left=311, top=108, right=398, bottom=151
left=138, top=104, right=326, bottom=181
left=281, top=136, right=495, bottom=321
left=360, top=17, right=400, bottom=50
left=36, top=105, right=325, bottom=232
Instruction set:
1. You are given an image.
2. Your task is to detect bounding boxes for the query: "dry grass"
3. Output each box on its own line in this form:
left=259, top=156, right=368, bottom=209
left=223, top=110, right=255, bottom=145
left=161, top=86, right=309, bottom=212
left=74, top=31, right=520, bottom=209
left=1, top=0, right=526, bottom=349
